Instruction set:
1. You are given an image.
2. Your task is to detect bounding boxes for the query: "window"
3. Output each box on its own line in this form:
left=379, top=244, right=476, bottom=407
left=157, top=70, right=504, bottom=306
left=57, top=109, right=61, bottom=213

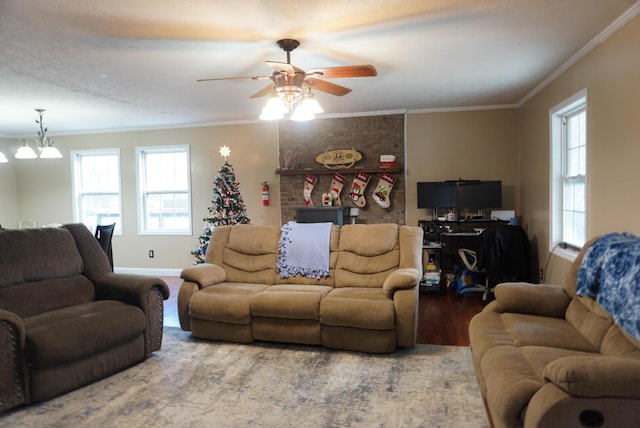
left=550, top=89, right=587, bottom=255
left=71, top=149, right=122, bottom=235
left=137, top=145, right=191, bottom=235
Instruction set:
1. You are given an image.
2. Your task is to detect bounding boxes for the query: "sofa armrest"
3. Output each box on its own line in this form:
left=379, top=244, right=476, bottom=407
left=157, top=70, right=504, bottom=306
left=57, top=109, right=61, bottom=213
left=494, top=282, right=571, bottom=318
left=94, top=273, right=170, bottom=353
left=180, top=263, right=227, bottom=288
left=544, top=355, right=640, bottom=399
left=382, top=268, right=420, bottom=298
left=0, top=309, right=27, bottom=412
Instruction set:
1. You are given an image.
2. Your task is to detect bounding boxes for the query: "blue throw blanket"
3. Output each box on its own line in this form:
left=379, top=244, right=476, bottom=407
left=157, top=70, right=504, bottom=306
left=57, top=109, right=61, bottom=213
left=277, top=221, right=332, bottom=279
left=576, top=232, right=640, bottom=341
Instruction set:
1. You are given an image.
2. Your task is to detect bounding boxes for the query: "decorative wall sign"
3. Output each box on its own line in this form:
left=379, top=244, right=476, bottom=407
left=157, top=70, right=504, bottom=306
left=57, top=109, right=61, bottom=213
left=315, top=148, right=362, bottom=169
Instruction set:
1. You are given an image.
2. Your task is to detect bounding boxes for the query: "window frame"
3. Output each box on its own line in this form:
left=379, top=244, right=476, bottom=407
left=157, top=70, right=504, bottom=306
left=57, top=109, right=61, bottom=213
left=136, top=144, right=192, bottom=236
left=549, top=88, right=588, bottom=260
left=71, top=148, right=123, bottom=235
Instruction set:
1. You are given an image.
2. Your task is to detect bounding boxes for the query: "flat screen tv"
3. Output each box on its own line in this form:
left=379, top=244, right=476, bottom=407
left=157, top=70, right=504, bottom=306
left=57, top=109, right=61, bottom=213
left=456, top=180, right=502, bottom=208
left=417, top=181, right=458, bottom=209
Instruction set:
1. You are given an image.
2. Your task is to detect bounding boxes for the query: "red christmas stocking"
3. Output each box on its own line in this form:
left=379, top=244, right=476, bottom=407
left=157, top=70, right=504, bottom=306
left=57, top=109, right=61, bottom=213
left=372, top=171, right=397, bottom=209
left=303, top=173, right=318, bottom=207
left=350, top=171, right=371, bottom=208
left=329, top=173, right=346, bottom=206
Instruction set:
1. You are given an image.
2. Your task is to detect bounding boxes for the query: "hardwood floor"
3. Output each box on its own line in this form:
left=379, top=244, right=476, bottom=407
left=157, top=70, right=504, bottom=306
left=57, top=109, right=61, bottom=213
left=417, top=290, right=491, bottom=346
left=162, top=277, right=489, bottom=346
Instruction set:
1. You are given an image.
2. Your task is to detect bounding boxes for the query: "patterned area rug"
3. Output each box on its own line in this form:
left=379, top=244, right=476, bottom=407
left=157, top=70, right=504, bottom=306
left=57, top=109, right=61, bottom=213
left=2, top=328, right=488, bottom=427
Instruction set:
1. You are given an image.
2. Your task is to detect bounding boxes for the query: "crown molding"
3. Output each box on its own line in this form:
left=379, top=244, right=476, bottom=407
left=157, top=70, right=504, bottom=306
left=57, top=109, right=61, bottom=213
left=518, top=1, right=640, bottom=106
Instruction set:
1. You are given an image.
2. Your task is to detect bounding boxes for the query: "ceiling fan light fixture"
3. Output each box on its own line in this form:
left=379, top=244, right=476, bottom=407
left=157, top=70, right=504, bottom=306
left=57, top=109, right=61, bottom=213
left=290, top=106, right=315, bottom=122
left=260, top=94, right=288, bottom=121
left=300, top=91, right=323, bottom=115
left=0, top=150, right=8, bottom=163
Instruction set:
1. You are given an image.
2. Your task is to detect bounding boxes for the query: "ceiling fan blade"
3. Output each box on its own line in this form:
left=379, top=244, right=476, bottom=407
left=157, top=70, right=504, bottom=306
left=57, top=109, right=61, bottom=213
left=307, top=65, right=377, bottom=78
left=303, top=78, right=352, bottom=96
left=249, top=83, right=276, bottom=99
left=265, top=61, right=295, bottom=74
left=197, top=75, right=271, bottom=82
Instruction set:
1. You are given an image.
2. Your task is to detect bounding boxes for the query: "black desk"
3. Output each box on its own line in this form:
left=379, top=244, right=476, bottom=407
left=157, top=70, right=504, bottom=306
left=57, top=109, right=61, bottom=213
left=419, top=219, right=508, bottom=277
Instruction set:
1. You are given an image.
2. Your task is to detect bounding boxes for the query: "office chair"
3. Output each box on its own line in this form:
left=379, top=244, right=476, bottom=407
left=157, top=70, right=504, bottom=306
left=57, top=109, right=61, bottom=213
left=456, top=225, right=531, bottom=302
left=95, top=223, right=116, bottom=271
left=456, top=248, right=491, bottom=301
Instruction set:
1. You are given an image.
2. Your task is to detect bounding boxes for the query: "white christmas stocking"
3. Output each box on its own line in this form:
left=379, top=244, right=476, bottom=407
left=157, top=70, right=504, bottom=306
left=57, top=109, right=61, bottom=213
left=372, top=171, right=397, bottom=209
left=303, top=173, right=318, bottom=207
left=329, top=172, right=346, bottom=206
left=350, top=171, right=371, bottom=208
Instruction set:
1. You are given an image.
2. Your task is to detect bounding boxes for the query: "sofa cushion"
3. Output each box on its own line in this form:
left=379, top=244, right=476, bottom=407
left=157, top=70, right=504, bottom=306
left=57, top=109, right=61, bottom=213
left=320, top=287, right=395, bottom=330
left=23, top=300, right=146, bottom=368
left=601, top=325, right=640, bottom=358
left=335, top=224, right=400, bottom=288
left=0, top=275, right=95, bottom=318
left=0, top=227, right=83, bottom=287
left=565, top=297, right=613, bottom=350
left=251, top=284, right=332, bottom=320
left=519, top=345, right=598, bottom=379
left=501, top=313, right=598, bottom=352
left=216, top=225, right=281, bottom=285
left=189, top=283, right=269, bottom=324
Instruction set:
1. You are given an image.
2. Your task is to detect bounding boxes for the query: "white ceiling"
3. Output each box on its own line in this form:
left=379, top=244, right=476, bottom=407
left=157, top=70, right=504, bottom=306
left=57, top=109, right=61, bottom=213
left=1, top=0, right=638, bottom=137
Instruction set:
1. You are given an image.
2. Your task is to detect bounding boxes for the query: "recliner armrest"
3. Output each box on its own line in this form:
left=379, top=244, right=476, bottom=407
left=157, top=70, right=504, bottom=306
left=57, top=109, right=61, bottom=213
left=382, top=268, right=420, bottom=298
left=0, top=309, right=26, bottom=412
left=544, top=355, right=640, bottom=399
left=95, top=273, right=170, bottom=306
left=494, top=282, right=571, bottom=317
left=180, top=263, right=227, bottom=288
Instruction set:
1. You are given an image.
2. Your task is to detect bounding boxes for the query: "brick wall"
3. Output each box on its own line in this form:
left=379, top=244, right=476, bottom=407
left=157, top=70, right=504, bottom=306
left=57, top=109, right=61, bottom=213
left=278, top=114, right=405, bottom=225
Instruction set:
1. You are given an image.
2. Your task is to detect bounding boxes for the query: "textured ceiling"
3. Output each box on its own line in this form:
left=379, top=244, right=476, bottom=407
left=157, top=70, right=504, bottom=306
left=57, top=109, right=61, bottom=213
left=0, top=0, right=638, bottom=136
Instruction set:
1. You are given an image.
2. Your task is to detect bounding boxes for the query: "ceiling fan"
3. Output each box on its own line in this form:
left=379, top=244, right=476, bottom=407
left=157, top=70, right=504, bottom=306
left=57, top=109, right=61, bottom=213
left=197, top=39, right=377, bottom=120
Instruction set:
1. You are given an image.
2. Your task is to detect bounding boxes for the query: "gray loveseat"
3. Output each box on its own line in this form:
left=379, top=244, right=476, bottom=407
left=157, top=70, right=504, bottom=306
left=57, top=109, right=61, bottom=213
left=0, top=224, right=170, bottom=413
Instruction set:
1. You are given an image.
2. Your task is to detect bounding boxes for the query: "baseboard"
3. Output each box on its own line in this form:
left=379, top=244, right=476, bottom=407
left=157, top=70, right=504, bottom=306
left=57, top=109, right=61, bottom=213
left=114, top=267, right=182, bottom=277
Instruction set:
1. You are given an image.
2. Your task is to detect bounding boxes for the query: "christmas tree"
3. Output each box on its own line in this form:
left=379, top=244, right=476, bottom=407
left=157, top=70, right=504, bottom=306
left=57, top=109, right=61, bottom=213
left=191, top=157, right=250, bottom=264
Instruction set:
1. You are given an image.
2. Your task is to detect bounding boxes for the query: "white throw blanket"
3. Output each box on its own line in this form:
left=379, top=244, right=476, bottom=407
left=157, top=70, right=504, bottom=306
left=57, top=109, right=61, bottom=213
left=277, top=221, right=332, bottom=279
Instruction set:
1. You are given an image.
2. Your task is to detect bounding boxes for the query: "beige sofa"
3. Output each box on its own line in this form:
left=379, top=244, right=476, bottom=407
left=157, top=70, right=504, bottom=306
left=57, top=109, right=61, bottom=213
left=178, top=223, right=423, bottom=353
left=469, top=236, right=640, bottom=428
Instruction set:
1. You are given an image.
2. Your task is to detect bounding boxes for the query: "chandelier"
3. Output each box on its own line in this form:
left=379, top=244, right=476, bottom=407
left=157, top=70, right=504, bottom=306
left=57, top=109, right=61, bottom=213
left=15, top=109, right=63, bottom=159
left=259, top=82, right=323, bottom=121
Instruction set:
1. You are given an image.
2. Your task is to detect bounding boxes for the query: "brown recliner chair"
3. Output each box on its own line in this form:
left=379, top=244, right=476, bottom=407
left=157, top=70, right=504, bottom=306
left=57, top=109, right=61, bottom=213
left=0, top=224, right=170, bottom=413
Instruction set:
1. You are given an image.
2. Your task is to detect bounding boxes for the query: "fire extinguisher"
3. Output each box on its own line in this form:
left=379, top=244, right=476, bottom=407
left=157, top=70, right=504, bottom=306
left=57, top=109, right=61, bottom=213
left=262, top=181, right=269, bottom=206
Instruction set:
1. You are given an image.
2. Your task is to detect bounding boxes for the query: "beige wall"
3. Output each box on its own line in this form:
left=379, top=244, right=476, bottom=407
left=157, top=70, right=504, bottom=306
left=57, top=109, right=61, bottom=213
left=2, top=123, right=280, bottom=270
left=405, top=109, right=520, bottom=228
left=0, top=137, right=18, bottom=227
left=519, top=15, right=640, bottom=283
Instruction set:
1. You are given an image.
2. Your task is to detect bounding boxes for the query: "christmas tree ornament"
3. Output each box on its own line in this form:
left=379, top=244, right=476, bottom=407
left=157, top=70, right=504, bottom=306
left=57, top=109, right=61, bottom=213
left=329, top=172, right=346, bottom=206
left=303, top=173, right=318, bottom=207
left=372, top=171, right=397, bottom=209
left=349, top=171, right=371, bottom=208
left=219, top=145, right=231, bottom=159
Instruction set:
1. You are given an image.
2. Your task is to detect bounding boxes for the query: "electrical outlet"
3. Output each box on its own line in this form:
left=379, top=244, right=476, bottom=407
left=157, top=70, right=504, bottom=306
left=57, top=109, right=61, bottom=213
left=149, top=250, right=154, bottom=258
left=539, top=268, right=544, bottom=281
